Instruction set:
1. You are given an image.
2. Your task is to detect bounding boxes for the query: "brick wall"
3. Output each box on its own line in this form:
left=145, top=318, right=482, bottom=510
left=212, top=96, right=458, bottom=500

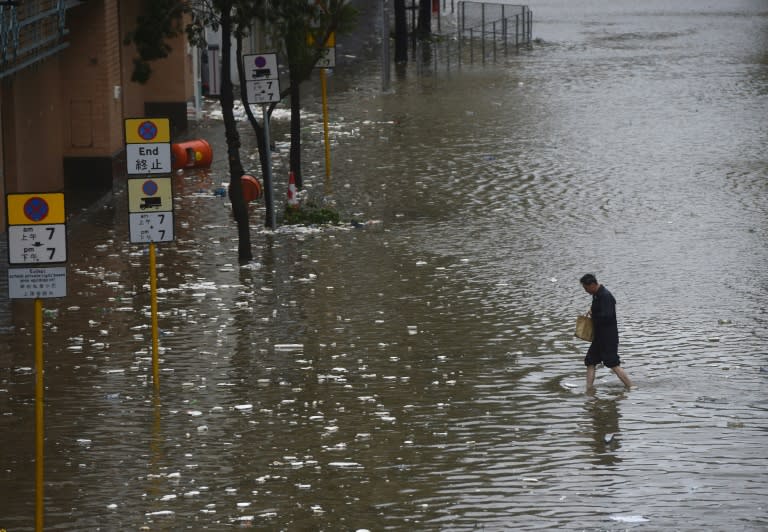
left=60, top=0, right=123, bottom=158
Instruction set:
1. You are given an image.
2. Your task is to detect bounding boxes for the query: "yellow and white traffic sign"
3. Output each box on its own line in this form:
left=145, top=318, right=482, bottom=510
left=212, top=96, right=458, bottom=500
left=308, top=32, right=336, bottom=68
left=125, top=118, right=172, bottom=175
left=128, top=177, right=173, bottom=213
left=129, top=212, right=174, bottom=243
left=126, top=144, right=172, bottom=175
left=6, top=193, right=65, bottom=226
left=124, top=118, right=171, bottom=144
left=6, top=192, right=68, bottom=299
left=8, top=225, right=67, bottom=264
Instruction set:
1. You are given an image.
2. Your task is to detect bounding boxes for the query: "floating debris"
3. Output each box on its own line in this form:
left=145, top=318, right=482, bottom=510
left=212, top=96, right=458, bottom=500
left=610, top=515, right=649, bottom=523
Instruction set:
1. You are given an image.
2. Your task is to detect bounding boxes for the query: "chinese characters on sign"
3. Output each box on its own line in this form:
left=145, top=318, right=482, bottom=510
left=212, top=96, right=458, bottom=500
left=129, top=212, right=174, bottom=243
left=126, top=144, right=172, bottom=174
left=8, top=225, right=67, bottom=263
left=124, top=118, right=172, bottom=176
left=8, top=267, right=67, bottom=299
left=5, top=192, right=68, bottom=299
left=124, top=120, right=175, bottom=244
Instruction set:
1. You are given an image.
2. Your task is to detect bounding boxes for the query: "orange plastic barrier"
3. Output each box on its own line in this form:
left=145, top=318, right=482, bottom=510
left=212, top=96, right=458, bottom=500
left=171, top=139, right=213, bottom=169
left=241, top=174, right=263, bottom=202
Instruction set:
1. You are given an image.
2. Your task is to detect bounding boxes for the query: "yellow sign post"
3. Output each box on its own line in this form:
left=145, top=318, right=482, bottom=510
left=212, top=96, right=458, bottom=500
left=35, top=298, right=44, bottom=532
left=309, top=32, right=336, bottom=194
left=5, top=192, right=68, bottom=532
left=124, top=118, right=174, bottom=390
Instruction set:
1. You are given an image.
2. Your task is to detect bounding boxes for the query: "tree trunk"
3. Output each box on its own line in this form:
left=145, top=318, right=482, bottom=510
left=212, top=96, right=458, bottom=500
left=417, top=0, right=431, bottom=39
left=219, top=3, right=253, bottom=262
left=289, top=69, right=303, bottom=189
left=394, top=0, right=408, bottom=63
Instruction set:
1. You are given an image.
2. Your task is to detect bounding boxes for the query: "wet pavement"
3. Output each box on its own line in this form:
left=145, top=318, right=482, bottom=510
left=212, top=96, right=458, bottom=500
left=2, top=0, right=768, bottom=530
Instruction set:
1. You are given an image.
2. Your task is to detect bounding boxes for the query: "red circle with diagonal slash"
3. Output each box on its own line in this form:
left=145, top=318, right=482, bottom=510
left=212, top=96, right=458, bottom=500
left=23, top=196, right=49, bottom=222
left=138, top=121, right=158, bottom=141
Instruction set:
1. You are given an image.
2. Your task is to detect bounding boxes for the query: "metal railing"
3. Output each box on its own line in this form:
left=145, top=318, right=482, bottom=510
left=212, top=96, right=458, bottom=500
left=410, top=1, right=532, bottom=76
left=0, top=0, right=81, bottom=79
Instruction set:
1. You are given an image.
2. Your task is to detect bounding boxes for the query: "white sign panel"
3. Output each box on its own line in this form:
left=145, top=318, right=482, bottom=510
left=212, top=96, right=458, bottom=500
left=243, top=53, right=279, bottom=80
left=315, top=47, right=336, bottom=69
left=126, top=143, right=172, bottom=175
left=246, top=79, right=281, bottom=104
left=8, top=224, right=67, bottom=264
left=129, top=212, right=174, bottom=243
left=9, top=267, right=67, bottom=299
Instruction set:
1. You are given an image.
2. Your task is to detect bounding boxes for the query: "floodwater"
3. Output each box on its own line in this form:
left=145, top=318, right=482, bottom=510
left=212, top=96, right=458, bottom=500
left=2, top=0, right=767, bottom=530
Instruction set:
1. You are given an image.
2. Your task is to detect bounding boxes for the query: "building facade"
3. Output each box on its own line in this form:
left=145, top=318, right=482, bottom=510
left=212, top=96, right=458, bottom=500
left=0, top=0, right=194, bottom=230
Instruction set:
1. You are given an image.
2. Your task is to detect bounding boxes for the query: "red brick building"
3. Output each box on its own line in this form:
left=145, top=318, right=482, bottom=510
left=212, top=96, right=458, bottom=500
left=0, top=0, right=193, bottom=230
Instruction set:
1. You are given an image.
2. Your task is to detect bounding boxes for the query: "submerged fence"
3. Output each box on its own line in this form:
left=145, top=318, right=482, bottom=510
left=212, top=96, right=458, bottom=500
left=409, top=1, right=533, bottom=75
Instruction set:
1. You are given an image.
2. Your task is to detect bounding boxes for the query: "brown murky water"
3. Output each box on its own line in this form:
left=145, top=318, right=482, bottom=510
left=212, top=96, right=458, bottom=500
left=2, top=1, right=767, bottom=530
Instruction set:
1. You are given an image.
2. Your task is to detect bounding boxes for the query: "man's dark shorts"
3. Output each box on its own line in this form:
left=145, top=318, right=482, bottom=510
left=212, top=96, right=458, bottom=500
left=584, top=346, right=621, bottom=368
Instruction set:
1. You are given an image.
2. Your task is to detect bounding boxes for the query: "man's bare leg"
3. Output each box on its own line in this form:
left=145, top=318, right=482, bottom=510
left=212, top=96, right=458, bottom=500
left=611, top=366, right=633, bottom=388
left=586, top=365, right=596, bottom=390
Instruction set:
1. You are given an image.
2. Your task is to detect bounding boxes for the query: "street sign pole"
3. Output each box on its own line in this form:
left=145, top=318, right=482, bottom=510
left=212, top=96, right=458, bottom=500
left=262, top=104, right=276, bottom=229
left=35, top=297, right=44, bottom=532
left=124, top=117, right=174, bottom=389
left=149, top=243, right=160, bottom=389
left=5, top=191, right=69, bottom=532
left=320, top=68, right=332, bottom=194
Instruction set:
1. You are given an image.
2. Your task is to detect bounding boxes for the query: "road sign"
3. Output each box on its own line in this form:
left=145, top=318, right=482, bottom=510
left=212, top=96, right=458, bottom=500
left=8, top=225, right=67, bottom=264
left=126, top=143, right=172, bottom=175
left=129, top=212, right=174, bottom=243
left=124, top=118, right=171, bottom=144
left=246, top=79, right=281, bottom=104
left=315, top=47, right=336, bottom=69
left=8, top=266, right=67, bottom=299
left=244, top=53, right=279, bottom=80
left=308, top=32, right=336, bottom=69
left=7, top=193, right=65, bottom=225
left=128, top=177, right=173, bottom=213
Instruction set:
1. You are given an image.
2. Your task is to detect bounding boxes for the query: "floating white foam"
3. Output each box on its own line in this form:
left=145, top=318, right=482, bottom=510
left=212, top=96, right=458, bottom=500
left=610, top=515, right=649, bottom=523
left=328, top=461, right=362, bottom=469
left=275, top=343, right=304, bottom=351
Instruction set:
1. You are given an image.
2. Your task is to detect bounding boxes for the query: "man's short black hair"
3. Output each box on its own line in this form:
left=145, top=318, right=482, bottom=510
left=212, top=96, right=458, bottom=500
left=580, top=273, right=598, bottom=285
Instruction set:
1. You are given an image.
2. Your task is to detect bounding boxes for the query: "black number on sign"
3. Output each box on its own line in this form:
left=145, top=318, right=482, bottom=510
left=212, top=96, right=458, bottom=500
left=159, top=230, right=166, bottom=240
left=46, top=227, right=55, bottom=239
left=159, top=214, right=165, bottom=224
left=47, top=248, right=56, bottom=260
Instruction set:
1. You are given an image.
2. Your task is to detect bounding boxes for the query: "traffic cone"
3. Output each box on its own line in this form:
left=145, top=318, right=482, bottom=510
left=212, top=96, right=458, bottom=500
left=287, top=171, right=299, bottom=209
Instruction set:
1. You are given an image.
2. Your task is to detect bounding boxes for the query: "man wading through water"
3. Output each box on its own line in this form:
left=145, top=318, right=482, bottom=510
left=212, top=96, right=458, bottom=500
left=580, top=274, right=633, bottom=390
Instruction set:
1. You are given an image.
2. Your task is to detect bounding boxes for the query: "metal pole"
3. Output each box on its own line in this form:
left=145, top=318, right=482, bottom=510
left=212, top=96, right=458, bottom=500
left=320, top=68, right=332, bottom=194
left=470, top=28, right=474, bottom=64
left=481, top=3, right=485, bottom=64
left=492, top=21, right=496, bottom=62
left=262, top=104, right=276, bottom=228
left=458, top=2, right=463, bottom=68
left=381, top=0, right=390, bottom=91
left=35, top=298, right=44, bottom=532
left=150, top=242, right=159, bottom=390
